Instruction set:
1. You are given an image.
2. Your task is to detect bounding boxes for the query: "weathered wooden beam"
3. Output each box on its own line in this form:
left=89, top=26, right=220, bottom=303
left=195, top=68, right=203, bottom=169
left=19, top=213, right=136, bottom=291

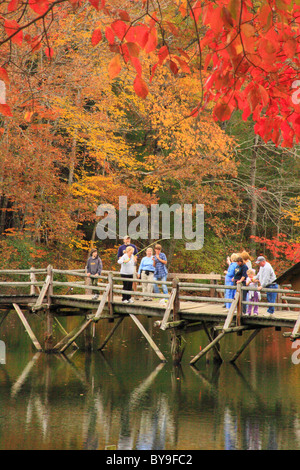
left=53, top=317, right=79, bottom=349
left=30, top=267, right=40, bottom=295
left=52, top=317, right=92, bottom=352
left=202, top=322, right=223, bottom=363
left=190, top=331, right=226, bottom=365
left=160, top=285, right=177, bottom=330
left=154, top=319, right=186, bottom=330
left=290, top=309, right=300, bottom=340
left=169, top=273, right=222, bottom=281
left=13, top=303, right=43, bottom=351
left=107, top=272, right=114, bottom=319
left=229, top=329, right=262, bottom=363
left=32, top=274, right=51, bottom=311
left=223, top=291, right=239, bottom=330
left=94, top=284, right=110, bottom=322
left=97, top=317, right=124, bottom=351
left=45, top=309, right=54, bottom=352
left=59, top=318, right=94, bottom=353
left=129, top=314, right=167, bottom=362
left=236, top=283, right=242, bottom=326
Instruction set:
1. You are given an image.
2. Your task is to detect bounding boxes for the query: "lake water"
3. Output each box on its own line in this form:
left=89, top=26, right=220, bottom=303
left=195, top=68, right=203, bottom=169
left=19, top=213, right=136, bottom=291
left=0, top=312, right=300, bottom=450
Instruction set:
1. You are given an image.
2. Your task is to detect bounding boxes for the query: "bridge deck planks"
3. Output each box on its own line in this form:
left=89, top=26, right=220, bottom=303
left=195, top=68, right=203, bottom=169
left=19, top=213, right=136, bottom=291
left=0, top=293, right=298, bottom=330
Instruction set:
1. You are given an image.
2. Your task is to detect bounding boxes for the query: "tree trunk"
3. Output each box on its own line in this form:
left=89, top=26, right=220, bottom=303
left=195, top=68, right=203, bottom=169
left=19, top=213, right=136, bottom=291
left=250, top=134, right=259, bottom=257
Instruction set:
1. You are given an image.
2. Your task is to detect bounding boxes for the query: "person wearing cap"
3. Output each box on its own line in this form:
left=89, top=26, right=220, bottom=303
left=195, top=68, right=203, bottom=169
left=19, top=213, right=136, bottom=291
left=117, top=235, right=138, bottom=259
left=255, top=256, right=278, bottom=314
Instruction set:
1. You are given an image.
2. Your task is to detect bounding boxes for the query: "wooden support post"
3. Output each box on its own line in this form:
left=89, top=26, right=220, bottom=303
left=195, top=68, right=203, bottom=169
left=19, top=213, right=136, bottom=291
left=169, top=278, right=185, bottom=364
left=236, top=283, right=242, bottom=326
left=203, top=322, right=223, bottom=363
left=84, top=316, right=93, bottom=352
left=170, top=330, right=186, bottom=365
left=223, top=291, right=240, bottom=330
left=291, top=309, right=300, bottom=341
left=53, top=317, right=79, bottom=349
left=47, top=265, right=53, bottom=303
left=32, top=266, right=52, bottom=311
left=209, top=274, right=217, bottom=298
left=44, top=265, right=54, bottom=352
left=229, top=328, right=261, bottom=363
left=129, top=314, right=167, bottom=362
left=13, top=304, right=43, bottom=351
left=45, top=309, right=54, bottom=352
left=173, top=278, right=180, bottom=321
left=58, top=318, right=94, bottom=354
left=98, top=317, right=124, bottom=351
left=190, top=331, right=226, bottom=366
left=160, top=280, right=177, bottom=330
left=107, top=272, right=114, bottom=320
left=30, top=267, right=40, bottom=295
left=94, top=284, right=110, bottom=322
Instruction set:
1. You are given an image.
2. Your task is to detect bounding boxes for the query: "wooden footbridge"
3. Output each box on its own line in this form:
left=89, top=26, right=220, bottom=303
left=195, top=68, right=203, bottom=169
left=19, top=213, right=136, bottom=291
left=0, top=266, right=299, bottom=365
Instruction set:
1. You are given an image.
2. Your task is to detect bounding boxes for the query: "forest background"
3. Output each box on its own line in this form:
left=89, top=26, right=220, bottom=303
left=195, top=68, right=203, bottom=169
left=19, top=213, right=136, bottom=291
left=0, top=0, right=300, bottom=278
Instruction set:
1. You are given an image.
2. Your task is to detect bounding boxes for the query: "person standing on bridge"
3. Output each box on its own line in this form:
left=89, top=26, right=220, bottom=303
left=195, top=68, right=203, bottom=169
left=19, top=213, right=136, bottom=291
left=137, top=247, right=155, bottom=301
left=118, top=235, right=138, bottom=296
left=118, top=245, right=135, bottom=303
left=232, top=257, right=248, bottom=314
left=153, top=244, right=168, bottom=305
left=245, top=269, right=260, bottom=316
left=224, top=253, right=238, bottom=310
left=255, top=256, right=278, bottom=315
left=86, top=248, right=103, bottom=300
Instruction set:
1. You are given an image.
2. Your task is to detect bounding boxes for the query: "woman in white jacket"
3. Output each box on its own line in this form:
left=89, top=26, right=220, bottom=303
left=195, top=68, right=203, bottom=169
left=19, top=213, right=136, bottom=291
left=118, top=246, right=135, bottom=303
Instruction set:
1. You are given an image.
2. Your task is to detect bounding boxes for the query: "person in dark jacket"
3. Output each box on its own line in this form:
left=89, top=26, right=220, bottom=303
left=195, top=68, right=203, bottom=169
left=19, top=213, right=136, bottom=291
left=86, top=248, right=103, bottom=300
left=232, top=256, right=248, bottom=314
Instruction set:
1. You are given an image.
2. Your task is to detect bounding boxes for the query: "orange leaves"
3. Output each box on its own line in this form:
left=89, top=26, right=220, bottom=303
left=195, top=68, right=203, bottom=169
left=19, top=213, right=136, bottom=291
left=111, top=20, right=128, bottom=40
left=0, top=68, right=9, bottom=85
left=24, top=34, right=42, bottom=52
left=283, top=37, right=297, bottom=58
left=0, top=103, right=12, bottom=117
left=105, top=26, right=115, bottom=45
left=88, top=0, right=105, bottom=11
left=108, top=55, right=121, bottom=79
left=214, top=101, right=233, bottom=122
left=257, top=3, right=273, bottom=31
left=126, top=42, right=140, bottom=58
left=133, top=75, right=148, bottom=99
left=45, top=47, right=54, bottom=59
left=7, top=0, right=20, bottom=12
left=189, top=0, right=202, bottom=23
left=144, top=28, right=157, bottom=53
left=91, top=28, right=102, bottom=46
left=4, top=19, right=23, bottom=45
left=28, top=0, right=49, bottom=16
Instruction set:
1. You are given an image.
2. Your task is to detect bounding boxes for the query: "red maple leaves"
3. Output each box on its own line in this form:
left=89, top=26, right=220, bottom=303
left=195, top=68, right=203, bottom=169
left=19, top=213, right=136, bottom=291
left=0, top=0, right=299, bottom=148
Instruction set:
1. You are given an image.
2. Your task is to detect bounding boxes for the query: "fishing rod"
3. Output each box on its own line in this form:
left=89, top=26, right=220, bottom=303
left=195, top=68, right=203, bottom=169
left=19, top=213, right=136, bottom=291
left=90, top=217, right=168, bottom=255
left=136, top=238, right=168, bottom=256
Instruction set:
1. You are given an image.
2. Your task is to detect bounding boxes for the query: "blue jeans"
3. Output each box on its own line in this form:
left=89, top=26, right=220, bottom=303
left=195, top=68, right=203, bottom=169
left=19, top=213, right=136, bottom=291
left=266, top=284, right=278, bottom=314
left=153, top=275, right=168, bottom=296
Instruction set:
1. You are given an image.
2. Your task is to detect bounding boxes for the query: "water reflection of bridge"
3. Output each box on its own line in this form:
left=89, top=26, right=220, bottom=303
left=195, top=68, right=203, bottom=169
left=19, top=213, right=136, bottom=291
left=0, top=267, right=299, bottom=365
left=4, top=352, right=300, bottom=451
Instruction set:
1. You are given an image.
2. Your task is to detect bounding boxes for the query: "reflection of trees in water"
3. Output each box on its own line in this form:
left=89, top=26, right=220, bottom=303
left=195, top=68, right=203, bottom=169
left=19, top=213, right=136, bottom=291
left=2, top=351, right=300, bottom=450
